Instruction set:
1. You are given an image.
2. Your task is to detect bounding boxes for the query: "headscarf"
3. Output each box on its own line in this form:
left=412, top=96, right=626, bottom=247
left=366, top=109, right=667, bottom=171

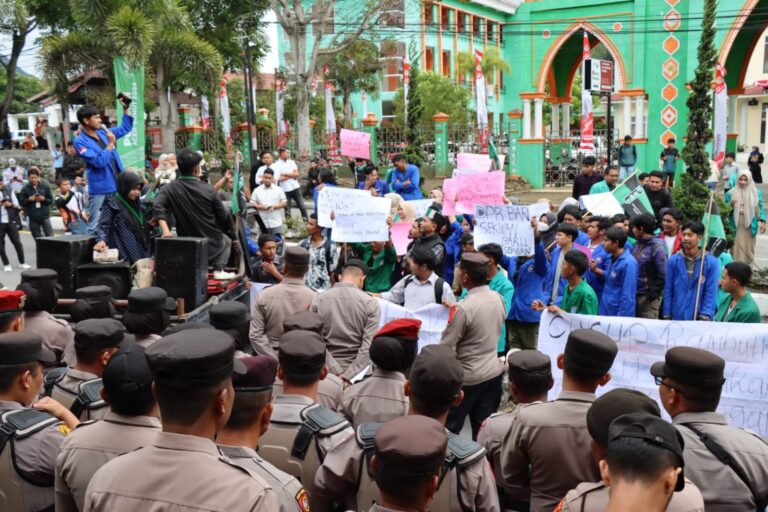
left=385, top=192, right=404, bottom=219
left=538, top=211, right=558, bottom=248
left=115, top=171, right=148, bottom=249
left=156, top=153, right=171, bottom=172
left=732, top=169, right=759, bottom=228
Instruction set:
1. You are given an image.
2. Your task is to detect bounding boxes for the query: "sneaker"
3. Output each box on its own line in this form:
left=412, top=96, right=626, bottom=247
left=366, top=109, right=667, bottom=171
left=213, top=270, right=236, bottom=280
left=3, top=265, right=11, bottom=272
left=18, top=263, right=31, bottom=270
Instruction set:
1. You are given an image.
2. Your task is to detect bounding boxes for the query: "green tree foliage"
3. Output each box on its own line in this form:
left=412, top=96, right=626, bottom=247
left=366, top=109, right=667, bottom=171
left=393, top=72, right=472, bottom=130
left=227, top=77, right=246, bottom=125
left=321, top=39, right=381, bottom=128
left=0, top=68, right=42, bottom=114
left=0, top=0, right=37, bottom=130
left=456, top=46, right=510, bottom=85
left=672, top=173, right=733, bottom=242
left=401, top=58, right=426, bottom=167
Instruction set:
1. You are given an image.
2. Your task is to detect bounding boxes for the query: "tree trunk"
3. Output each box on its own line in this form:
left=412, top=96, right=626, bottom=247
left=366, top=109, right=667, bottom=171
left=343, top=92, right=352, bottom=128
left=293, top=28, right=311, bottom=173
left=0, top=32, right=26, bottom=132
left=61, top=101, right=71, bottom=145
left=156, top=66, right=177, bottom=153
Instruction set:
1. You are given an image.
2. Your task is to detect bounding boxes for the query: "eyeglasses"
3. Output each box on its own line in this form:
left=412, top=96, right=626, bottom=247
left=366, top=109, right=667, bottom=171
left=655, top=376, right=684, bottom=395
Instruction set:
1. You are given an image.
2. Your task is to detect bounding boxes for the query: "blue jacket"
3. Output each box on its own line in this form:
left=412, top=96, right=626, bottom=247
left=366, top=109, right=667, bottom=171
left=357, top=179, right=389, bottom=197
left=575, top=231, right=590, bottom=247
left=598, top=250, right=638, bottom=317
left=543, top=245, right=569, bottom=306
left=73, top=115, right=134, bottom=195
left=663, top=252, right=720, bottom=320
left=503, top=242, right=547, bottom=323
left=443, top=222, right=464, bottom=285
left=390, top=165, right=422, bottom=200
left=586, top=244, right=610, bottom=300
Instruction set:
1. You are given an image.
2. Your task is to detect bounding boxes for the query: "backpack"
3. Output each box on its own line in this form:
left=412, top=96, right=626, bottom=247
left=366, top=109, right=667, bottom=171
left=403, top=275, right=445, bottom=304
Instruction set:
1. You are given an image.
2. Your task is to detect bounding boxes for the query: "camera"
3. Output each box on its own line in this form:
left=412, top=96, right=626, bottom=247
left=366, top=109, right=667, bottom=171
left=117, top=92, right=132, bottom=108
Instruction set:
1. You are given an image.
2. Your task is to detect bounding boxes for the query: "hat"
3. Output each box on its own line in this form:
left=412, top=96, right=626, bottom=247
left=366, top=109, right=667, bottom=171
left=374, top=415, right=447, bottom=477
left=127, top=287, right=169, bottom=313
left=375, top=318, right=421, bottom=341
left=145, top=330, right=245, bottom=387
left=278, top=330, right=326, bottom=379
left=563, top=329, right=618, bottom=379
left=587, top=388, right=661, bottom=447
left=507, top=350, right=552, bottom=384
left=163, top=322, right=215, bottom=335
left=209, top=301, right=251, bottom=330
left=75, top=285, right=113, bottom=300
left=0, top=290, right=26, bottom=312
left=0, top=332, right=55, bottom=364
left=20, top=268, right=58, bottom=283
left=102, top=343, right=153, bottom=399
left=232, top=356, right=278, bottom=392
left=650, top=347, right=725, bottom=388
left=283, top=311, right=324, bottom=336
left=459, top=252, right=488, bottom=275
left=74, top=318, right=129, bottom=351
left=17, top=269, right=60, bottom=312
left=460, top=231, right=474, bottom=245
left=284, top=246, right=310, bottom=267
left=369, top=336, right=416, bottom=372
left=425, top=204, right=448, bottom=229
left=7, top=158, right=15, bottom=165
left=343, top=258, right=369, bottom=276
left=608, top=413, right=686, bottom=492
left=409, top=345, right=463, bottom=406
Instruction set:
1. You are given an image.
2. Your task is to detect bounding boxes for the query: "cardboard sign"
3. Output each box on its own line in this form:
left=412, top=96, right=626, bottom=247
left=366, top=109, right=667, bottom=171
left=340, top=129, right=371, bottom=160
left=317, top=186, right=371, bottom=227
left=390, top=222, right=413, bottom=255
left=443, top=171, right=506, bottom=215
left=474, top=204, right=538, bottom=256
left=330, top=196, right=391, bottom=242
left=456, top=152, right=492, bottom=172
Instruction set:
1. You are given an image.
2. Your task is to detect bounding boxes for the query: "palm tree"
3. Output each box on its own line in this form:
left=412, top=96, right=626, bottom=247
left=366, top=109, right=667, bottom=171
left=40, top=0, right=223, bottom=152
left=456, top=46, right=510, bottom=87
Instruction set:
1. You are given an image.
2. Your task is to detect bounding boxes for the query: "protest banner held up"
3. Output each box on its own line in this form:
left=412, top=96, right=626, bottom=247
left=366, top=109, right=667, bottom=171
left=331, top=196, right=391, bottom=243
left=579, top=191, right=624, bottom=217
left=456, top=152, right=492, bottom=172
left=612, top=174, right=654, bottom=219
left=377, top=299, right=450, bottom=352
left=406, top=199, right=433, bottom=219
left=442, top=171, right=506, bottom=215
left=339, top=129, right=371, bottom=160
left=316, top=186, right=371, bottom=227
left=474, top=203, right=546, bottom=256
left=389, top=222, right=412, bottom=255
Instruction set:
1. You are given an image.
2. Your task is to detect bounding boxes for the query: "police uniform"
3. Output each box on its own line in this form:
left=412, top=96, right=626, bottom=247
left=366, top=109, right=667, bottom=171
left=441, top=253, right=506, bottom=437
left=0, top=332, right=66, bottom=512
left=340, top=319, right=419, bottom=428
left=55, top=343, right=161, bottom=512
left=501, top=329, right=618, bottom=512
left=250, top=247, right=317, bottom=357
left=122, top=287, right=176, bottom=349
left=651, top=347, right=768, bottom=512
left=83, top=330, right=278, bottom=511
left=17, top=269, right=74, bottom=363
left=311, top=259, right=381, bottom=378
left=218, top=355, right=310, bottom=512
left=51, top=319, right=128, bottom=421
left=210, top=300, right=255, bottom=357
left=63, top=286, right=119, bottom=365
left=258, top=329, right=353, bottom=512
left=315, top=344, right=500, bottom=512
left=478, top=350, right=552, bottom=512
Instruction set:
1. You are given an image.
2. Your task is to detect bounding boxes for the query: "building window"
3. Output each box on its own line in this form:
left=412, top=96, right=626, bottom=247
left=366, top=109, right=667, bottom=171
left=383, top=0, right=405, bottom=28
left=311, top=2, right=334, bottom=36
left=381, top=41, right=405, bottom=93
left=441, top=6, right=450, bottom=31
left=487, top=21, right=495, bottom=40
left=425, top=47, right=434, bottom=72
left=764, top=36, right=768, bottom=74
left=424, top=3, right=434, bottom=25
left=473, top=16, right=482, bottom=36
left=382, top=100, right=396, bottom=121
left=457, top=12, right=466, bottom=34
left=442, top=50, right=451, bottom=77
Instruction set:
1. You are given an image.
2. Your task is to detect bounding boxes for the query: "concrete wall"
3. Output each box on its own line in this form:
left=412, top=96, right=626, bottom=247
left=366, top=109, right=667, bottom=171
left=0, top=150, right=56, bottom=179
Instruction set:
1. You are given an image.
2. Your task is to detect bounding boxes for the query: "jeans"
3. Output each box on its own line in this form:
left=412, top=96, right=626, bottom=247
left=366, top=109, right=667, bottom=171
left=619, top=165, right=636, bottom=181
left=86, top=193, right=109, bottom=233
left=210, top=235, right=232, bottom=271
left=28, top=218, right=53, bottom=239
left=0, top=222, right=24, bottom=265
left=663, top=171, right=675, bottom=188
left=284, top=188, right=308, bottom=219
left=69, top=219, right=89, bottom=235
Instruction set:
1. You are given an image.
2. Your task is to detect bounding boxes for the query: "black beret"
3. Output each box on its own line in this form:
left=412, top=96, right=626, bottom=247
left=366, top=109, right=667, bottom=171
left=563, top=329, right=618, bottom=379
left=0, top=331, right=55, bottom=364
left=74, top=318, right=129, bottom=351
left=587, top=388, right=660, bottom=446
left=163, top=322, right=215, bottom=335
left=343, top=258, right=369, bottom=276
left=102, top=343, right=153, bottom=399
left=409, top=345, right=463, bottom=406
left=284, top=246, right=310, bottom=267
left=651, top=347, right=725, bottom=388
left=278, top=330, right=326, bottom=378
left=369, top=336, right=416, bottom=372
left=232, top=356, right=278, bottom=391
left=127, top=287, right=169, bottom=313
left=507, top=349, right=551, bottom=383
left=375, top=415, right=447, bottom=476
left=20, top=268, right=58, bottom=282
left=283, top=311, right=324, bottom=336
left=75, top=285, right=113, bottom=300
left=209, top=301, right=251, bottom=330
left=145, top=330, right=245, bottom=387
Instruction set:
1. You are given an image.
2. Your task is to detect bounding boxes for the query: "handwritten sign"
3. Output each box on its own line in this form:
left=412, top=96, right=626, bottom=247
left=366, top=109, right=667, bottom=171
left=317, top=186, right=371, bottom=227
left=474, top=204, right=539, bottom=256
left=377, top=299, right=450, bottom=352
left=456, top=152, right=492, bottom=172
left=579, top=191, right=624, bottom=217
left=340, top=129, right=371, bottom=160
left=442, top=171, right=506, bottom=216
left=406, top=199, right=433, bottom=219
left=390, top=222, right=412, bottom=255
left=454, top=156, right=505, bottom=177
left=330, top=196, right=391, bottom=243
left=538, top=310, right=768, bottom=438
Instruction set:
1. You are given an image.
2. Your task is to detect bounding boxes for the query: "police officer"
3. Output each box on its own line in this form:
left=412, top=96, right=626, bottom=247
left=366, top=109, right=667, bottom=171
left=163, top=321, right=214, bottom=335
left=441, top=252, right=506, bottom=438
left=83, top=330, right=278, bottom=511
left=312, top=258, right=381, bottom=380
left=0, top=289, right=27, bottom=333
left=70, top=285, right=116, bottom=322
left=314, top=344, right=500, bottom=512
left=501, top=329, right=618, bottom=512
left=55, top=343, right=161, bottom=512
left=479, top=349, right=553, bottom=512
left=651, top=347, right=768, bottom=511
left=210, top=300, right=253, bottom=357
left=217, top=355, right=311, bottom=512
left=557, top=388, right=704, bottom=512
left=16, top=268, right=74, bottom=363
left=250, top=246, right=317, bottom=357
left=276, top=310, right=345, bottom=410
left=258, top=329, right=353, bottom=511
left=340, top=318, right=418, bottom=427
left=49, top=318, right=129, bottom=420
left=367, top=415, right=448, bottom=512
left=122, top=287, right=176, bottom=349
left=0, top=332, right=79, bottom=512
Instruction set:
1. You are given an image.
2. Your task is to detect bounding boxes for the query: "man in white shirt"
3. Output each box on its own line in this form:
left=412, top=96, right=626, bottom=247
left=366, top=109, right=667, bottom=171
left=273, top=148, right=307, bottom=220
left=253, top=151, right=279, bottom=186
left=379, top=244, right=455, bottom=311
left=3, top=158, right=26, bottom=194
left=251, top=168, right=287, bottom=235
left=0, top=178, right=27, bottom=271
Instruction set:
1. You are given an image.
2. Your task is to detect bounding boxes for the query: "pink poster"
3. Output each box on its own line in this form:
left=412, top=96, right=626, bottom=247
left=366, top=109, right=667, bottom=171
left=442, top=171, right=506, bottom=216
left=340, top=129, right=371, bottom=160
left=456, top=152, right=492, bottom=172
left=390, top=222, right=412, bottom=256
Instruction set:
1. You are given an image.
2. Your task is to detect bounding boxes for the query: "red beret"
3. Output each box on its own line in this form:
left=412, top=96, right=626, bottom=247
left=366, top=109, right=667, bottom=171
left=375, top=318, right=421, bottom=341
left=233, top=355, right=278, bottom=391
left=0, top=290, right=26, bottom=312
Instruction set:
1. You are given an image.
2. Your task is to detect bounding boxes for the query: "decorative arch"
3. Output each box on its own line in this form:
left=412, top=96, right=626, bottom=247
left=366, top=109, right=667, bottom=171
left=718, top=0, right=760, bottom=65
left=535, top=20, right=628, bottom=93
left=718, top=0, right=768, bottom=89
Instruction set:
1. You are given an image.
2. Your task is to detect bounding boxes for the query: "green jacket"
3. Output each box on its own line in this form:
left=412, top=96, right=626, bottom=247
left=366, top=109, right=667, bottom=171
left=715, top=291, right=762, bottom=323
left=589, top=180, right=616, bottom=195
left=351, top=243, right=397, bottom=293
left=561, top=279, right=599, bottom=315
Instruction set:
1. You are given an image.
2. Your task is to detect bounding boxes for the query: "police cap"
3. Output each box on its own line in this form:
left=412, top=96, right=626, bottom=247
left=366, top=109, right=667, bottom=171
left=74, top=318, right=129, bottom=351
left=369, top=336, right=416, bottom=372
left=650, top=347, right=725, bottom=388
left=587, top=388, right=661, bottom=447
left=409, top=345, right=463, bottom=406
left=0, top=290, right=26, bottom=312
left=0, top=331, right=55, bottom=364
left=209, top=301, right=251, bottom=330
left=232, top=355, right=278, bottom=392
left=374, top=415, right=447, bottom=476
left=459, top=252, right=488, bottom=275
left=75, top=285, right=113, bottom=300
left=563, top=329, right=618, bottom=379
left=278, top=330, right=326, bottom=379
left=127, top=287, right=169, bottom=313
left=102, top=343, right=153, bottom=406
left=343, top=258, right=369, bottom=276
left=284, top=246, right=310, bottom=267
left=163, top=322, right=215, bottom=335
left=507, top=349, right=551, bottom=384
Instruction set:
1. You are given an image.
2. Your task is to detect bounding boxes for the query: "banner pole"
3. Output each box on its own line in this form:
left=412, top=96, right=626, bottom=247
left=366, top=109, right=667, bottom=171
left=693, top=191, right=715, bottom=320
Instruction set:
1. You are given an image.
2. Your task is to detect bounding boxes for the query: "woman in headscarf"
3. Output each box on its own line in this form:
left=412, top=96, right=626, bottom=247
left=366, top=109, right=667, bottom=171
left=725, top=169, right=766, bottom=265
left=154, top=153, right=177, bottom=186
left=93, top=172, right=153, bottom=264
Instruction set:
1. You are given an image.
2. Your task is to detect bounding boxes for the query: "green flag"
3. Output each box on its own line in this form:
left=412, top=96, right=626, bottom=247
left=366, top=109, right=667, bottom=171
left=612, top=175, right=654, bottom=219
left=488, top=136, right=500, bottom=170
left=701, top=195, right=727, bottom=256
left=231, top=162, right=242, bottom=216
left=113, top=57, right=145, bottom=171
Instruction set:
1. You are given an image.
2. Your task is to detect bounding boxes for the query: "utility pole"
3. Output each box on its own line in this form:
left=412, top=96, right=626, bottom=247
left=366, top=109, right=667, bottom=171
left=242, top=35, right=258, bottom=167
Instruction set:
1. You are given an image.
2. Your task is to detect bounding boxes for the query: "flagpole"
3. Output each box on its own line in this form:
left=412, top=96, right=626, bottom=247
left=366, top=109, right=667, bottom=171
left=693, top=191, right=715, bottom=320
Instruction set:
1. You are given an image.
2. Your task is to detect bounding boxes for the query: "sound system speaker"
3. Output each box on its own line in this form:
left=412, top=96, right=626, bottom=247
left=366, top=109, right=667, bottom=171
left=36, top=235, right=95, bottom=297
left=76, top=262, right=132, bottom=299
left=155, top=237, right=209, bottom=312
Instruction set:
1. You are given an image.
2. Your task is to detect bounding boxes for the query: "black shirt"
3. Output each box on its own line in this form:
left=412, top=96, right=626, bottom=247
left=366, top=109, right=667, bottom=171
left=572, top=172, right=603, bottom=201
left=643, top=185, right=673, bottom=225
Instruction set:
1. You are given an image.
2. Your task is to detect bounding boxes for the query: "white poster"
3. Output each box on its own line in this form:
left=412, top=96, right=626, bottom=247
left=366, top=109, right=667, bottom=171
left=713, top=63, right=728, bottom=168
left=579, top=191, right=625, bottom=217
left=376, top=299, right=450, bottom=352
left=474, top=204, right=540, bottom=256
left=330, top=197, right=391, bottom=243
left=316, top=186, right=371, bottom=227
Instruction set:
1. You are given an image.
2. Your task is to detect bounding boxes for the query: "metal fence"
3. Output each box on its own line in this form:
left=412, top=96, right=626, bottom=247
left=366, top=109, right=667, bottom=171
left=544, top=128, right=612, bottom=187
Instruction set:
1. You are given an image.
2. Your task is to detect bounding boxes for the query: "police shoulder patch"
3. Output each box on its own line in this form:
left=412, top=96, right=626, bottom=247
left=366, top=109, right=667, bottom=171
left=448, top=305, right=457, bottom=323
left=295, top=488, right=310, bottom=512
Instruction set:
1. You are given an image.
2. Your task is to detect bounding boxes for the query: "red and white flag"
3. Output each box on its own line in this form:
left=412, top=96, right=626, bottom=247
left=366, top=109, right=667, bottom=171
left=276, top=79, right=287, bottom=148
left=713, top=63, right=728, bottom=168
left=579, top=31, right=595, bottom=151
left=403, top=57, right=410, bottom=119
left=219, top=80, right=231, bottom=142
left=325, top=74, right=341, bottom=164
left=475, top=49, right=488, bottom=152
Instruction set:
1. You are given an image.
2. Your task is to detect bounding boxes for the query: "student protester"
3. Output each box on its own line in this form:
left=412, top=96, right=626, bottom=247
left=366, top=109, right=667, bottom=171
left=252, top=233, right=284, bottom=285
left=274, top=148, right=307, bottom=220
left=559, top=205, right=591, bottom=245
left=358, top=166, right=389, bottom=197
left=298, top=214, right=338, bottom=292
left=660, top=207, right=684, bottom=256
left=644, top=170, right=674, bottom=226
left=638, top=172, right=650, bottom=186
left=389, top=154, right=422, bottom=200
left=20, top=167, right=54, bottom=239
left=350, top=157, right=375, bottom=186
left=0, top=178, right=27, bottom=271
left=452, top=230, right=475, bottom=294
left=618, top=135, right=638, bottom=180
left=312, top=169, right=337, bottom=217
left=469, top=243, right=514, bottom=354
left=251, top=168, right=287, bottom=235
left=630, top=214, right=668, bottom=318
left=349, top=233, right=398, bottom=294
left=55, top=177, right=89, bottom=234
left=725, top=169, right=766, bottom=265
left=590, top=165, right=620, bottom=194
left=585, top=215, right=611, bottom=301
left=572, top=155, right=602, bottom=201
left=662, top=221, right=719, bottom=321
left=721, top=152, right=740, bottom=191
left=535, top=249, right=598, bottom=315
left=62, top=142, right=86, bottom=182
left=715, top=261, right=761, bottom=323
left=544, top=223, right=578, bottom=306
left=411, top=206, right=447, bottom=276
left=440, top=212, right=465, bottom=285
left=599, top=227, right=638, bottom=318
left=380, top=245, right=454, bottom=310
left=660, top=137, right=679, bottom=187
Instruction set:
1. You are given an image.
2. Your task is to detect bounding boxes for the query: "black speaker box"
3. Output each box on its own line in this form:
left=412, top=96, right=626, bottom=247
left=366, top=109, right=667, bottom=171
left=76, top=262, right=132, bottom=299
left=36, top=235, right=95, bottom=297
left=155, top=237, right=208, bottom=312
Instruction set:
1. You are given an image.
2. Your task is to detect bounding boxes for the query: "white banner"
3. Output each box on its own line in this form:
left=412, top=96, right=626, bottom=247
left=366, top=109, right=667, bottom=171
left=474, top=204, right=539, bottom=256
left=579, top=191, right=624, bottom=217
left=220, top=80, right=231, bottom=140
left=316, top=186, right=373, bottom=227
left=537, top=311, right=768, bottom=437
left=713, top=64, right=728, bottom=168
left=406, top=199, right=433, bottom=219
left=377, top=299, right=450, bottom=352
left=330, top=196, right=391, bottom=243
left=275, top=81, right=285, bottom=136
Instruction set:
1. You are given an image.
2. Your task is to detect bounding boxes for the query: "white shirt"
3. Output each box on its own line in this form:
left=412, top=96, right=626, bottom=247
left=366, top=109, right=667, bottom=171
left=254, top=165, right=281, bottom=186
left=2, top=167, right=25, bottom=193
left=273, top=158, right=299, bottom=192
left=252, top=184, right=287, bottom=229
left=0, top=189, right=18, bottom=223
left=663, top=234, right=676, bottom=255
left=381, top=272, right=456, bottom=311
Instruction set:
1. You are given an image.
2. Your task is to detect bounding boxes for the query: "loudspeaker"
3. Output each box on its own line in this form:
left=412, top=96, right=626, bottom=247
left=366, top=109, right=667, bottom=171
left=36, top=235, right=95, bottom=297
left=155, top=237, right=208, bottom=312
left=76, top=262, right=132, bottom=299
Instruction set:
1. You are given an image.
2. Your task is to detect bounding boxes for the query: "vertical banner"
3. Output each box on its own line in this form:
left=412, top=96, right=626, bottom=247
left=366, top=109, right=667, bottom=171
left=200, top=96, right=210, bottom=130
left=474, top=50, right=488, bottom=152
left=713, top=63, right=728, bottom=168
left=580, top=31, right=595, bottom=151
left=325, top=76, right=341, bottom=164
left=112, top=57, right=145, bottom=170
left=276, top=79, right=287, bottom=148
left=403, top=57, right=410, bottom=120
left=220, top=79, right=231, bottom=143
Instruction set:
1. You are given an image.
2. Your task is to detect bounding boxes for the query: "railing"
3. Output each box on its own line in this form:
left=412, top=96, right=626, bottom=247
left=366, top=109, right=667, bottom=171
left=544, top=128, right=614, bottom=186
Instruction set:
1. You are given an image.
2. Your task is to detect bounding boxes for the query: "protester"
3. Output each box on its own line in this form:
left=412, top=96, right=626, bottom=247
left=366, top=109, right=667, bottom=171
left=558, top=205, right=591, bottom=245
left=304, top=157, right=320, bottom=197
left=62, top=142, right=86, bottom=182
left=536, top=249, right=597, bottom=315
left=725, top=169, right=766, bottom=265
left=55, top=177, right=89, bottom=234
left=618, top=135, right=637, bottom=180
left=389, top=154, right=422, bottom=200
left=715, top=261, right=761, bottom=323
left=20, top=167, right=54, bottom=239
left=252, top=233, right=284, bottom=284
left=721, top=152, right=740, bottom=191
left=350, top=157, right=375, bottom=186
left=572, top=155, right=602, bottom=201
left=469, top=243, right=514, bottom=354
left=381, top=245, right=454, bottom=310
left=660, top=137, right=679, bottom=187
left=358, top=166, right=388, bottom=197
left=599, top=227, right=638, bottom=318
left=452, top=230, right=475, bottom=294
left=2, top=157, right=25, bottom=194
left=0, top=178, right=27, bottom=271
left=349, top=236, right=397, bottom=294
left=589, top=165, right=620, bottom=194
left=428, top=187, right=443, bottom=202
left=660, top=207, right=683, bottom=255
left=644, top=171, right=674, bottom=226
left=252, top=168, right=287, bottom=235
left=638, top=172, right=650, bottom=186
left=313, top=169, right=337, bottom=216
left=748, top=145, right=764, bottom=184
left=154, top=153, right=177, bottom=187
left=544, top=223, right=578, bottom=306
left=440, top=211, right=465, bottom=285
left=630, top=214, right=668, bottom=318
left=274, top=148, right=307, bottom=220
left=411, top=206, right=447, bottom=275
left=298, top=214, right=338, bottom=292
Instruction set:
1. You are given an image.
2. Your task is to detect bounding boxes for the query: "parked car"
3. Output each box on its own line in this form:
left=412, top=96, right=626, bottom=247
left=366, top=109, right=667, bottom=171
left=11, top=130, right=35, bottom=146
